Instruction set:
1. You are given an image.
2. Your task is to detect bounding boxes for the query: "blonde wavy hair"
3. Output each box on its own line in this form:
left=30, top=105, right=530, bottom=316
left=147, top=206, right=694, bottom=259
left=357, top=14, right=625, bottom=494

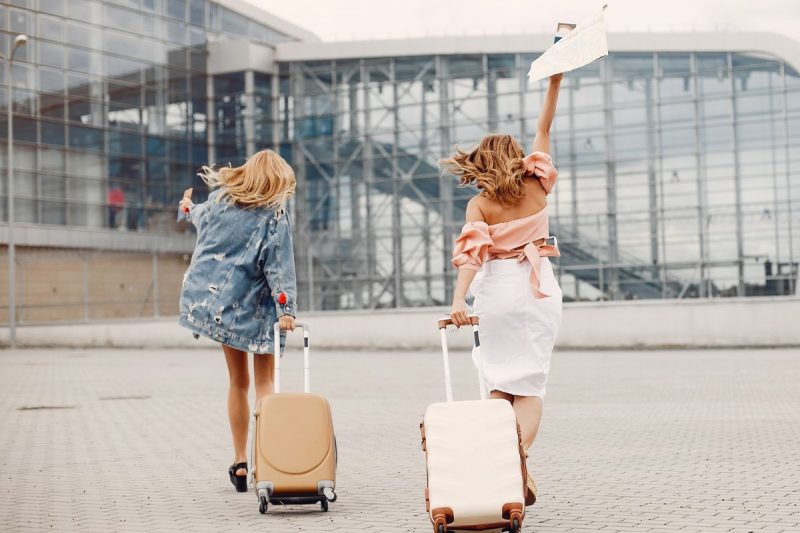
left=199, top=149, right=296, bottom=210
left=441, top=134, right=527, bottom=206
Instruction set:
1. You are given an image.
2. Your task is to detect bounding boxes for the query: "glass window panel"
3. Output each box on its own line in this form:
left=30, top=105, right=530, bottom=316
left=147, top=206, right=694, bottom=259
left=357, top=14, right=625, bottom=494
left=11, top=88, right=37, bottom=115
left=697, top=53, right=730, bottom=98
left=735, top=92, right=773, bottom=117
left=146, top=135, right=167, bottom=157
left=189, top=0, right=205, bottom=25
left=64, top=0, right=91, bottom=22
left=10, top=8, right=32, bottom=35
left=105, top=56, right=147, bottom=82
left=143, top=0, right=161, bottom=12
left=167, top=20, right=187, bottom=45
left=104, top=4, right=143, bottom=33
left=67, top=74, right=91, bottom=97
left=191, top=140, right=207, bottom=163
left=39, top=93, right=65, bottom=120
left=658, top=53, right=692, bottom=101
left=660, top=101, right=694, bottom=124
left=39, top=146, right=65, bottom=172
left=39, top=0, right=65, bottom=15
left=733, top=54, right=781, bottom=90
left=12, top=115, right=38, bottom=143
left=660, top=126, right=695, bottom=155
left=39, top=41, right=65, bottom=69
left=38, top=68, right=64, bottom=93
left=109, top=82, right=141, bottom=107
left=214, top=72, right=245, bottom=94
left=612, top=55, right=652, bottom=105
left=613, top=106, right=646, bottom=127
left=189, top=47, right=205, bottom=71
left=220, top=7, right=248, bottom=35
left=41, top=173, right=67, bottom=224
left=103, top=31, right=138, bottom=57
left=67, top=47, right=93, bottom=74
left=41, top=118, right=66, bottom=146
left=702, top=96, right=732, bottom=120
left=109, top=130, right=142, bottom=155
left=0, top=7, right=5, bottom=57
left=167, top=0, right=186, bottom=20
left=66, top=21, right=93, bottom=49
left=38, top=15, right=64, bottom=40
left=573, top=111, right=604, bottom=130
left=69, top=124, right=104, bottom=150
left=206, top=2, right=218, bottom=32
left=703, top=123, right=734, bottom=150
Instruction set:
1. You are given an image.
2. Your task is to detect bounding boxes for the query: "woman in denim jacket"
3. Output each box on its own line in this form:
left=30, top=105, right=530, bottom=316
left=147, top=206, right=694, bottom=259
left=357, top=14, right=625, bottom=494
left=178, top=149, right=297, bottom=492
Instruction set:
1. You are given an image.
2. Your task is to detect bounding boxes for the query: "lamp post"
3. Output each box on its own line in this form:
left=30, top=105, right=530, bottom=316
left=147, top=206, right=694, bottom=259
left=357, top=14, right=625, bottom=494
left=3, top=34, right=28, bottom=349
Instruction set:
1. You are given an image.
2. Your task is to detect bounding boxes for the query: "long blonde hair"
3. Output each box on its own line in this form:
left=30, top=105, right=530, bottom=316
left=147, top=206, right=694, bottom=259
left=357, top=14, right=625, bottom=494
left=441, top=134, right=527, bottom=206
left=199, top=149, right=296, bottom=210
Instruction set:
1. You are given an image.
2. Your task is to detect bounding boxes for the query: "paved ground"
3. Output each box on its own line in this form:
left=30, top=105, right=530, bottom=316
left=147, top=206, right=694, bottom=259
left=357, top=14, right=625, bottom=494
left=0, top=345, right=799, bottom=532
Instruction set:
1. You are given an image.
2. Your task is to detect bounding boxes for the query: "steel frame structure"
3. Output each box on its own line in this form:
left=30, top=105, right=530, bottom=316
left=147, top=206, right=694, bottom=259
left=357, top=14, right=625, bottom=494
left=276, top=51, right=800, bottom=310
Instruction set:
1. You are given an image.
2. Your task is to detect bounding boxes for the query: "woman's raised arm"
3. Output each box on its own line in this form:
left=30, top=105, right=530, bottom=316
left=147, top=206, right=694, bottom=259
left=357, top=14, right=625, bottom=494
left=531, top=73, right=563, bottom=155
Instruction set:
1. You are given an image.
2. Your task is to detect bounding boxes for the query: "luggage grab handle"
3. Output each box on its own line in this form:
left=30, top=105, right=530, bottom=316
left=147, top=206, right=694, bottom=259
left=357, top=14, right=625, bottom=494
left=437, top=315, right=487, bottom=402
left=273, top=321, right=311, bottom=394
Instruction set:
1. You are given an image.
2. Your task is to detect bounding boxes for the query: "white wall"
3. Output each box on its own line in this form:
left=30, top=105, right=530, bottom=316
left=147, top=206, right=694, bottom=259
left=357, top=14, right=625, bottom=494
left=4, top=297, right=799, bottom=350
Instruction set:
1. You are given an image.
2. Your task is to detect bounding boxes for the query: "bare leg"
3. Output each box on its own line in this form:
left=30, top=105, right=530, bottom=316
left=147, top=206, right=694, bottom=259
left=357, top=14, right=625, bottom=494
left=253, top=353, right=275, bottom=405
left=223, top=344, right=250, bottom=476
left=490, top=389, right=514, bottom=403
left=513, top=395, right=543, bottom=451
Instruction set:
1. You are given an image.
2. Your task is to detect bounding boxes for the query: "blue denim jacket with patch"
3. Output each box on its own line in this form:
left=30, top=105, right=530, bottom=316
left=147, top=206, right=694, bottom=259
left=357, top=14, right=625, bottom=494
left=178, top=190, right=297, bottom=354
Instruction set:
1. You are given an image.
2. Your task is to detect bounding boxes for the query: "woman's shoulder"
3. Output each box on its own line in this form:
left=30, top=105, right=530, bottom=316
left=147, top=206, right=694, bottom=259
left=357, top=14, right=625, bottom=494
left=466, top=194, right=492, bottom=223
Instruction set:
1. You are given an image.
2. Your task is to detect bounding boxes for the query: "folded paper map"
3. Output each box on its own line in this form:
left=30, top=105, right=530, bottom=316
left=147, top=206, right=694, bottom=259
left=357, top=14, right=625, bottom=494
left=527, top=5, right=609, bottom=83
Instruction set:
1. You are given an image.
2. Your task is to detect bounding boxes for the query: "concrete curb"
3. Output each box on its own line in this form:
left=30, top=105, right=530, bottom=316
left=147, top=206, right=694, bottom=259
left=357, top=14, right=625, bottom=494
left=2, top=297, right=799, bottom=350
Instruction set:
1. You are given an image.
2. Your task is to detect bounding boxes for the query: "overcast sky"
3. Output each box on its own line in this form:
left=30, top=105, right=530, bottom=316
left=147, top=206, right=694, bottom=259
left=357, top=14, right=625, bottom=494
left=246, top=0, right=800, bottom=42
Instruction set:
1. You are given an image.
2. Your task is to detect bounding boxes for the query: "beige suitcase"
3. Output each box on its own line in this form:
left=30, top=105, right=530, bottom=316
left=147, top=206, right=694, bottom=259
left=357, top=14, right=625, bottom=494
left=250, top=322, right=337, bottom=514
left=420, top=316, right=528, bottom=532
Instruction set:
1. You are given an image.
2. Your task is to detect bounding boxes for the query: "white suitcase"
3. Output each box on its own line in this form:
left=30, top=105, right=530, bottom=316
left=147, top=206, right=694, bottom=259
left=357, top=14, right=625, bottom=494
left=420, top=316, right=527, bottom=533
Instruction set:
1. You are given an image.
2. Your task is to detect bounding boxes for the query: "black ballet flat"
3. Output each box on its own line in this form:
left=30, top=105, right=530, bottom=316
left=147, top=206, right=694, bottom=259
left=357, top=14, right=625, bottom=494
left=228, top=462, right=248, bottom=492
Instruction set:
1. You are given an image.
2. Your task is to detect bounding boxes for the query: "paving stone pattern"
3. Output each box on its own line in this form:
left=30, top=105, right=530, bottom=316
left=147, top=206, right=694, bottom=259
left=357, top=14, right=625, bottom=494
left=1, top=346, right=799, bottom=532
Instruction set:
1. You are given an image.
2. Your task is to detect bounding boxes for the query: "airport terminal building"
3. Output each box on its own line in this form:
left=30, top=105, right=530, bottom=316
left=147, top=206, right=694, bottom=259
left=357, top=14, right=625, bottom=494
left=1, top=0, right=799, bottom=321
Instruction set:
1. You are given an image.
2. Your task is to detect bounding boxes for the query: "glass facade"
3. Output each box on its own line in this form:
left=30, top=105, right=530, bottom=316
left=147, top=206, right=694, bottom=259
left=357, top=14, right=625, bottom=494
left=282, top=52, right=800, bottom=309
left=2, top=2, right=799, bottom=313
left=0, top=0, right=292, bottom=232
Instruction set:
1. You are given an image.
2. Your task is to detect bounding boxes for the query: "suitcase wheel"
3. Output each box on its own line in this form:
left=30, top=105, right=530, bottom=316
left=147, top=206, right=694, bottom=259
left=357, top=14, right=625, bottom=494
left=258, top=496, right=268, bottom=514
left=322, top=487, right=337, bottom=503
left=508, top=517, right=520, bottom=533
left=320, top=498, right=329, bottom=512
left=436, top=524, right=445, bottom=533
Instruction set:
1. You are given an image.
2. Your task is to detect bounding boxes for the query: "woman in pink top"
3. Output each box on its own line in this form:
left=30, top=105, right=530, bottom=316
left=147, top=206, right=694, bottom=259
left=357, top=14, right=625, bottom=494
left=444, top=72, right=564, bottom=507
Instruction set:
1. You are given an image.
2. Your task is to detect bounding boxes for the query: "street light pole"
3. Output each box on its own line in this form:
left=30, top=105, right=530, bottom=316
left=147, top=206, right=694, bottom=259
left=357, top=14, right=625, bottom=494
left=3, top=34, right=28, bottom=349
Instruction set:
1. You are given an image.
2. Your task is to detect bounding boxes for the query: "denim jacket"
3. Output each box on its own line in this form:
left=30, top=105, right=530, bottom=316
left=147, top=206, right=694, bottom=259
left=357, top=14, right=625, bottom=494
left=178, top=190, right=297, bottom=354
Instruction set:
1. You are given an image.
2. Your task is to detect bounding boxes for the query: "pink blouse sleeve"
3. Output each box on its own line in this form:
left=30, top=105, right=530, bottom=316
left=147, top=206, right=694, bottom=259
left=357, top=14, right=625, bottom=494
left=451, top=221, right=493, bottom=271
left=522, top=151, right=558, bottom=194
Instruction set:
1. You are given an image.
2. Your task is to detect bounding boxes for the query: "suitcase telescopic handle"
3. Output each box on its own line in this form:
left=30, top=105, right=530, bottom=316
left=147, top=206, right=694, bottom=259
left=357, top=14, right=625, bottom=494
left=273, top=321, right=310, bottom=394
left=437, top=315, right=487, bottom=402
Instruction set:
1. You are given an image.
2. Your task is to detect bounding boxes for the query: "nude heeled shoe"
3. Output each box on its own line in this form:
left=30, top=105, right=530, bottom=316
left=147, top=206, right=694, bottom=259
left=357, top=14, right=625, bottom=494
left=525, top=472, right=538, bottom=506
left=523, top=450, right=537, bottom=506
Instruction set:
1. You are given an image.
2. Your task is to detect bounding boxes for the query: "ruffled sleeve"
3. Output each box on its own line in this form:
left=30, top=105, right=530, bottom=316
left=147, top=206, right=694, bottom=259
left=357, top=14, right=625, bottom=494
left=522, top=151, right=558, bottom=194
left=451, top=221, right=493, bottom=271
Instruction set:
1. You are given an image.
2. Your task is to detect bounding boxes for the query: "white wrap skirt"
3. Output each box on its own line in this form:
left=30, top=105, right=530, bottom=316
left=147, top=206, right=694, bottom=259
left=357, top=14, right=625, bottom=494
left=471, top=258, right=562, bottom=398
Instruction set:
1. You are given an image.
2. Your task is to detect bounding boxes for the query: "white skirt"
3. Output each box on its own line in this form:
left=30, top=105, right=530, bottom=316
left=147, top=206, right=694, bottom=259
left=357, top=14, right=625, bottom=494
left=471, top=258, right=562, bottom=398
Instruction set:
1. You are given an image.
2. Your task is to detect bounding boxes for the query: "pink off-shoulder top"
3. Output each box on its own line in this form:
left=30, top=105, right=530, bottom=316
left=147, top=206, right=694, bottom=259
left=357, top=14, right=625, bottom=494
left=451, top=151, right=560, bottom=299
